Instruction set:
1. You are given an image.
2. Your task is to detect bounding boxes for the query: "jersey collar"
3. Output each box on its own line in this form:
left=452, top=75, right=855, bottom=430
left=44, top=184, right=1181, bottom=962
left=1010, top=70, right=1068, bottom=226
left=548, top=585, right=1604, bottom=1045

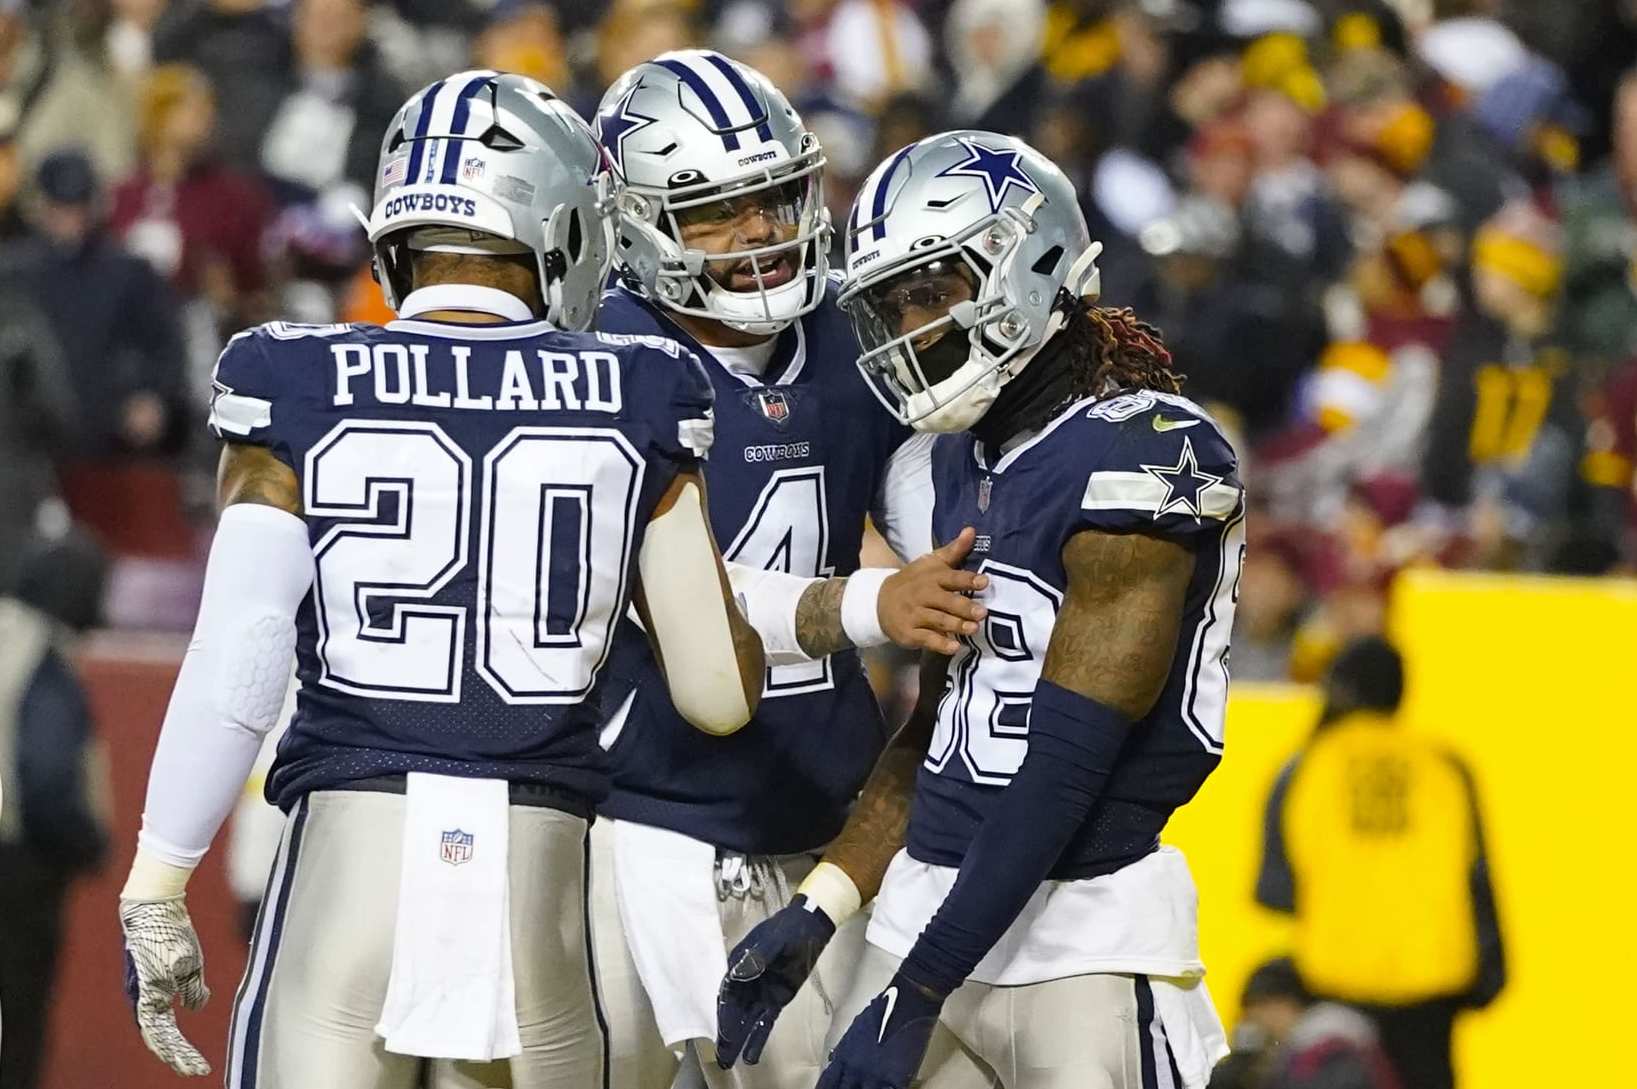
left=396, top=284, right=537, bottom=323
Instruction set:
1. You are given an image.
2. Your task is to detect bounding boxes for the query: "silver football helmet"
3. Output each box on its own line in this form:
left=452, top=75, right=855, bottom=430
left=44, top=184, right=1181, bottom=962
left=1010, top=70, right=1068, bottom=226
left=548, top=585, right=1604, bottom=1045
left=839, top=131, right=1102, bottom=432
left=595, top=50, right=828, bottom=335
left=366, top=70, right=615, bottom=331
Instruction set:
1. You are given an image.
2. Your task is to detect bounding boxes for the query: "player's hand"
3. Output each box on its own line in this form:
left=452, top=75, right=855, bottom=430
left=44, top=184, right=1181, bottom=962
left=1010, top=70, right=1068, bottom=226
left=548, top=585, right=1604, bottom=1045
left=715, top=894, right=837, bottom=1068
left=119, top=897, right=212, bottom=1076
left=816, top=974, right=944, bottom=1089
left=878, top=528, right=989, bottom=655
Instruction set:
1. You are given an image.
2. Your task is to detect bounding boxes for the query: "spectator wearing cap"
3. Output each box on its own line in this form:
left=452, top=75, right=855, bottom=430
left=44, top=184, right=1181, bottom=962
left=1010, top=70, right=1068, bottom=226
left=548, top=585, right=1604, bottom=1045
left=0, top=527, right=111, bottom=1089
left=944, top=0, right=1048, bottom=135
left=110, top=63, right=275, bottom=383
left=13, top=149, right=187, bottom=461
left=1209, top=957, right=1400, bottom=1089
left=1422, top=200, right=1584, bottom=568
left=0, top=0, right=136, bottom=182
left=258, top=0, right=407, bottom=201
left=1468, top=56, right=1588, bottom=194
left=152, top=0, right=292, bottom=174
left=1257, top=637, right=1505, bottom=1089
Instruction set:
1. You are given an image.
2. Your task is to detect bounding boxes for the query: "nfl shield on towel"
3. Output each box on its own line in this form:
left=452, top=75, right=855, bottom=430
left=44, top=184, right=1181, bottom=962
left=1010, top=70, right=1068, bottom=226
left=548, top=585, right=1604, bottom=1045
left=440, top=829, right=475, bottom=866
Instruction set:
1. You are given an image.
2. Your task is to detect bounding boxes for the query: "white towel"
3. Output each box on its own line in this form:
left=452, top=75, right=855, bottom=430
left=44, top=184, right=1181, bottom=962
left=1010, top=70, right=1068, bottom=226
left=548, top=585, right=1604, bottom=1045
left=1150, top=975, right=1229, bottom=1089
left=610, top=818, right=727, bottom=1047
left=375, top=773, right=521, bottom=1060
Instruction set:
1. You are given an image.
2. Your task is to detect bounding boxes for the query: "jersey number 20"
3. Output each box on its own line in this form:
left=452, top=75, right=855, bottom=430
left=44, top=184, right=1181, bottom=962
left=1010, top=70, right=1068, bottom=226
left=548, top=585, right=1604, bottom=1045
left=305, top=420, right=643, bottom=704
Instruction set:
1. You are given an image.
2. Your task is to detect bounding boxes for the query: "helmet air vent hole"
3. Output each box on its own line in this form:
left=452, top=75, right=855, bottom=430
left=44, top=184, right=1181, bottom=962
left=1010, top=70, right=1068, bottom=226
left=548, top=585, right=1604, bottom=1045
left=1031, top=245, right=1064, bottom=276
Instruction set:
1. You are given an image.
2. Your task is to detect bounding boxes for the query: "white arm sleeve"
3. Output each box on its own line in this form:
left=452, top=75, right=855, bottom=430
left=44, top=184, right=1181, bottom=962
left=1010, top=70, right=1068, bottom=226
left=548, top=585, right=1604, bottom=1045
left=872, top=432, right=937, bottom=563
left=639, top=481, right=754, bottom=736
left=136, top=504, right=313, bottom=869
left=725, top=561, right=820, bottom=667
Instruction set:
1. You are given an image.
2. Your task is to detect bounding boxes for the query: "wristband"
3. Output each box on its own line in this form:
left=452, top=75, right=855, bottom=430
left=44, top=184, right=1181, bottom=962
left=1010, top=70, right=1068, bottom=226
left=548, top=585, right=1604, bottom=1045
left=796, top=861, right=863, bottom=926
left=121, top=845, right=197, bottom=902
left=840, top=568, right=894, bottom=648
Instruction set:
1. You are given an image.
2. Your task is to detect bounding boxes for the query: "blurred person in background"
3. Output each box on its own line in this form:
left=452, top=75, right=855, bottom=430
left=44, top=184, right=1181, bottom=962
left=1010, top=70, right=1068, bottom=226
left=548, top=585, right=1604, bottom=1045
left=1557, top=67, right=1637, bottom=372
left=596, top=0, right=699, bottom=95
left=0, top=265, right=73, bottom=585
left=0, top=107, right=26, bottom=241
left=153, top=0, right=292, bottom=173
left=259, top=0, right=406, bottom=200
left=0, top=0, right=135, bottom=182
left=1421, top=199, right=1584, bottom=569
left=1581, top=354, right=1637, bottom=568
left=0, top=526, right=110, bottom=1089
left=819, top=0, right=932, bottom=110
left=1138, top=191, right=1316, bottom=438
left=1209, top=957, right=1399, bottom=1089
left=944, top=0, right=1047, bottom=135
left=1256, top=636, right=1505, bottom=1089
left=15, top=149, right=187, bottom=460
left=472, top=1, right=573, bottom=100
left=111, top=64, right=275, bottom=392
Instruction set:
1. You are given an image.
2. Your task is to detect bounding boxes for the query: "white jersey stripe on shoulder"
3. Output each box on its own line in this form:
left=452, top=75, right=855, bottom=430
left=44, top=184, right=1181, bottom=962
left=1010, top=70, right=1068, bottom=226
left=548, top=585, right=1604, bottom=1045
left=210, top=391, right=273, bottom=437
left=1080, top=472, right=1240, bottom=521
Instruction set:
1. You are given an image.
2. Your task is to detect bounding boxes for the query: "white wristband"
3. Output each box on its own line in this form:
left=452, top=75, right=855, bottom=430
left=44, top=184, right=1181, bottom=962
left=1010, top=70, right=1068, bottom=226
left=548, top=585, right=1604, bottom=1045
left=797, top=861, right=863, bottom=926
left=121, top=845, right=197, bottom=902
left=840, top=568, right=893, bottom=649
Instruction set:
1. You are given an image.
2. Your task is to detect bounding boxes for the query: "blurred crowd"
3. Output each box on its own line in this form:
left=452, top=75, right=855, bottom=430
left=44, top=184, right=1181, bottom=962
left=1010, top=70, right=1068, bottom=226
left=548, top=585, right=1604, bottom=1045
left=3, top=0, right=1637, bottom=676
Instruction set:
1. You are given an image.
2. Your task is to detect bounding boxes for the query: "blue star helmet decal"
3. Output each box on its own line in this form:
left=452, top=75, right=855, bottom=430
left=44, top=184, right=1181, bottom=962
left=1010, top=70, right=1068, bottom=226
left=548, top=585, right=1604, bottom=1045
left=934, top=137, right=1040, bottom=214
left=599, top=79, right=657, bottom=172
left=1141, top=436, right=1223, bottom=521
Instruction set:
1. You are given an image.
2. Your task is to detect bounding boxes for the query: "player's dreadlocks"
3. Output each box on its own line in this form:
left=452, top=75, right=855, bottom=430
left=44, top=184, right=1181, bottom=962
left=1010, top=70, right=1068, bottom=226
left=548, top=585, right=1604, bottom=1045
left=1072, top=304, right=1183, bottom=398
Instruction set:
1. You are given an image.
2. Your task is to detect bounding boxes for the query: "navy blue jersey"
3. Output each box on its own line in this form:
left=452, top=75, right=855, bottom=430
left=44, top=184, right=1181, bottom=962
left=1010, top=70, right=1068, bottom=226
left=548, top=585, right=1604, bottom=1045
left=205, top=316, right=714, bottom=809
left=909, top=390, right=1246, bottom=879
left=594, top=283, right=912, bottom=854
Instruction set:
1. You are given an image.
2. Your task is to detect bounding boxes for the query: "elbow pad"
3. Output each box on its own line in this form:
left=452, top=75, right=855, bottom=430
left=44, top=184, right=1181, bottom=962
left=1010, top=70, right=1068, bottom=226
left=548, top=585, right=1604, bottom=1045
left=640, top=481, right=754, bottom=735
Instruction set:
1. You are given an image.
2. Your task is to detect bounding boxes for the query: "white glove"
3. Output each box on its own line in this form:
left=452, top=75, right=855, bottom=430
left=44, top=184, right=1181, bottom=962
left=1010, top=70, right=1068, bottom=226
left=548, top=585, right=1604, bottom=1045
left=119, top=897, right=212, bottom=1076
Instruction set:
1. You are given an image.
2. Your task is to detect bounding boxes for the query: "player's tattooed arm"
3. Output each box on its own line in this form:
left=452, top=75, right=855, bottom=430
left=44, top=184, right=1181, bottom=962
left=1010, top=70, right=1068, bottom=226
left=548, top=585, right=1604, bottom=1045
left=216, top=442, right=302, bottom=515
left=793, top=529, right=988, bottom=659
left=1043, top=529, right=1194, bottom=714
left=821, top=651, right=948, bottom=901
left=793, top=576, right=851, bottom=658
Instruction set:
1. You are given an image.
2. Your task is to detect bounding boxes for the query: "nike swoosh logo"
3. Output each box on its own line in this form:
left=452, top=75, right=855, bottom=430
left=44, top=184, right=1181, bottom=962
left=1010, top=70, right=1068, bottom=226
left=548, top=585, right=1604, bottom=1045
left=1152, top=416, right=1199, bottom=432
left=878, top=987, right=898, bottom=1043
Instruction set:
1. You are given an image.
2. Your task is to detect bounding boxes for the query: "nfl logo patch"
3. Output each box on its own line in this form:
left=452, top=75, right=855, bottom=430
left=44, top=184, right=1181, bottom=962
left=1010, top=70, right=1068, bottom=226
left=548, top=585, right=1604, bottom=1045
left=461, top=156, right=485, bottom=182
left=977, top=477, right=992, bottom=513
left=439, top=829, right=474, bottom=866
left=755, top=389, right=791, bottom=425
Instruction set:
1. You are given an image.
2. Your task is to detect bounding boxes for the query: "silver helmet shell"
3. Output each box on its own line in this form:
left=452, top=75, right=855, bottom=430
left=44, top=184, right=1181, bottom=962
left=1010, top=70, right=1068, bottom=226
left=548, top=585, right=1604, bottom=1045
left=595, top=50, right=829, bottom=335
left=367, top=70, right=615, bottom=331
left=839, top=131, right=1101, bottom=433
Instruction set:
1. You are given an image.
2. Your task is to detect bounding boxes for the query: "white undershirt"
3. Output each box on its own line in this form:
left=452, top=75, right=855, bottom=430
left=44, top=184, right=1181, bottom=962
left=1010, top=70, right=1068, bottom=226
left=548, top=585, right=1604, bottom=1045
left=706, top=338, right=779, bottom=380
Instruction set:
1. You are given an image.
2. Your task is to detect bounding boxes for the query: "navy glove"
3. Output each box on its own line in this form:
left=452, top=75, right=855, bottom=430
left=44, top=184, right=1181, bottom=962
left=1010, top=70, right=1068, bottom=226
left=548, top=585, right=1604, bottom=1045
left=816, top=973, right=945, bottom=1089
left=715, top=894, right=836, bottom=1068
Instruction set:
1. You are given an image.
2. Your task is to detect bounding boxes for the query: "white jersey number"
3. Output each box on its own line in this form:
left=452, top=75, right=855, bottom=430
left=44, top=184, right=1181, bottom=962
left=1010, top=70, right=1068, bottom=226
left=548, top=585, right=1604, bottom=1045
left=928, top=560, right=1061, bottom=785
left=723, top=466, right=835, bottom=698
left=307, top=421, right=643, bottom=704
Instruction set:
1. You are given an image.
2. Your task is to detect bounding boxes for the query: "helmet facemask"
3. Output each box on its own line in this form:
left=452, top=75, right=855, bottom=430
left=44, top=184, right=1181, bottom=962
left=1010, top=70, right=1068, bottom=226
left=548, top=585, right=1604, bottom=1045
left=840, top=206, right=1042, bottom=432
left=617, top=146, right=829, bottom=335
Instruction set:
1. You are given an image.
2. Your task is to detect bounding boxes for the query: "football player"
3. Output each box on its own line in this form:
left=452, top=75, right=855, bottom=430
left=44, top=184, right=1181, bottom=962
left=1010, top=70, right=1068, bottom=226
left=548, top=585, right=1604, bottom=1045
left=588, top=52, right=992, bottom=1089
left=116, top=72, right=764, bottom=1089
left=715, top=132, right=1247, bottom=1089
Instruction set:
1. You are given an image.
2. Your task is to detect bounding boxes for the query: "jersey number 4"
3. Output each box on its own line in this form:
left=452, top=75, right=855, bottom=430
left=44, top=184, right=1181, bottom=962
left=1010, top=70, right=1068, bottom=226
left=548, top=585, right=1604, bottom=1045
left=305, top=419, right=643, bottom=704
left=722, top=467, right=836, bottom=698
